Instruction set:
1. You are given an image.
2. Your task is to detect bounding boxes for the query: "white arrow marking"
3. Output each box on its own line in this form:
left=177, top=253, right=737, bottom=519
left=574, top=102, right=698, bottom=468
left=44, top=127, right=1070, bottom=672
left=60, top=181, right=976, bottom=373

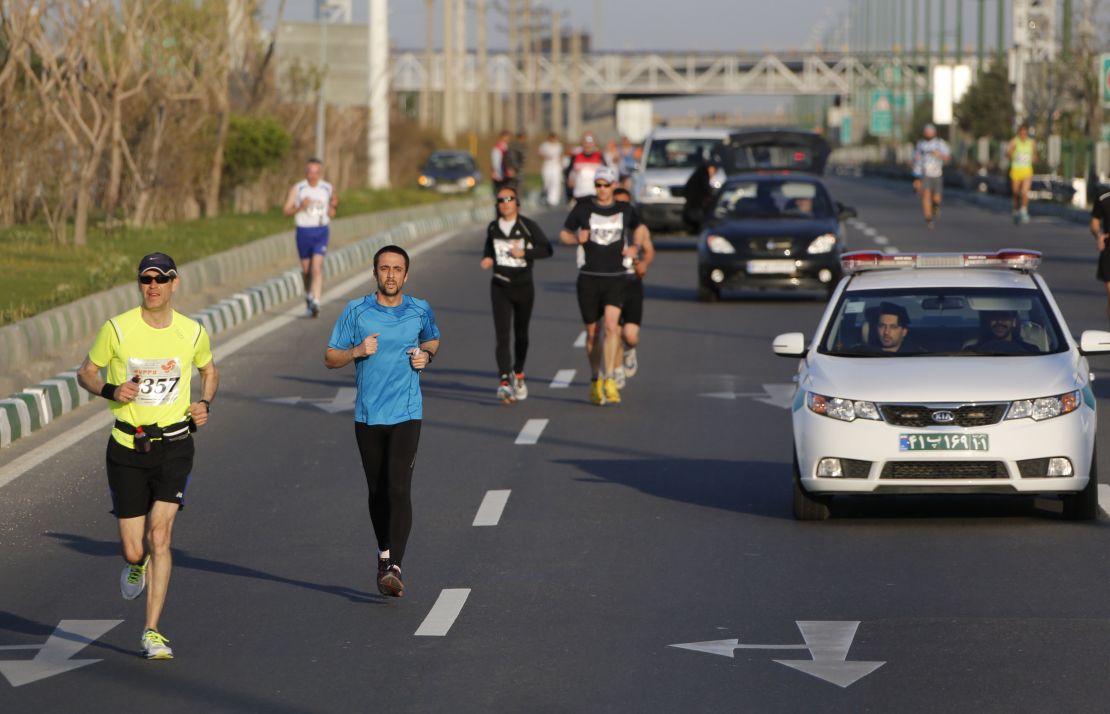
left=0, top=620, right=122, bottom=688
left=670, top=621, right=884, bottom=689
left=699, top=383, right=794, bottom=409
left=264, top=387, right=357, bottom=414
left=774, top=621, right=885, bottom=688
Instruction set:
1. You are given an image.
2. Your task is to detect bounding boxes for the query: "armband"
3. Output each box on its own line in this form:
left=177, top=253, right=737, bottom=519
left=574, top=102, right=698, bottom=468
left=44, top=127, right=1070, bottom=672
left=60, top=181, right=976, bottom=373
left=100, top=383, right=119, bottom=400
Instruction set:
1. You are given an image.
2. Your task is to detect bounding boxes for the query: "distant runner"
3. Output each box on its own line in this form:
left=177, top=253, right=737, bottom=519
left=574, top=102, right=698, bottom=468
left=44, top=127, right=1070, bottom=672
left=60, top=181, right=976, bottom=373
left=283, top=158, right=338, bottom=317
left=480, top=185, right=553, bottom=403
left=1007, top=124, right=1037, bottom=225
left=913, top=124, right=949, bottom=229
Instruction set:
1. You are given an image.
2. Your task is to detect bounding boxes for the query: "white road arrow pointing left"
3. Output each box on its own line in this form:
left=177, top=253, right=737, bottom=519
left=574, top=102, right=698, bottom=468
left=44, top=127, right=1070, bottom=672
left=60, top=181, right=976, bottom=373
left=0, top=619, right=122, bottom=687
left=264, top=387, right=357, bottom=414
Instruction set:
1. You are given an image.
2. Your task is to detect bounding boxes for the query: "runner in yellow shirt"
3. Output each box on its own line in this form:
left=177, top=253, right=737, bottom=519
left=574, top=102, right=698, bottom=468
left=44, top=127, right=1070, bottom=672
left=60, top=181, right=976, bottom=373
left=76, top=252, right=219, bottom=660
left=1007, top=124, right=1037, bottom=225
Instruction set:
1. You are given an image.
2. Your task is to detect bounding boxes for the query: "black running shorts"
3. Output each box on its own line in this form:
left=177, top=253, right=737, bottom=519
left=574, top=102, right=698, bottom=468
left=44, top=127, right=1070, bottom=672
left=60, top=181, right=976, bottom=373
left=1098, top=249, right=1110, bottom=283
left=576, top=274, right=626, bottom=324
left=106, top=436, right=194, bottom=518
left=620, top=277, right=643, bottom=326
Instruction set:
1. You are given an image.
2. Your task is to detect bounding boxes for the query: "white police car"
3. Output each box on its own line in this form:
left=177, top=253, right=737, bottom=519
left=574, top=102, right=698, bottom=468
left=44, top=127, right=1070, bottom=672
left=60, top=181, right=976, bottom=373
left=773, top=249, right=1110, bottom=520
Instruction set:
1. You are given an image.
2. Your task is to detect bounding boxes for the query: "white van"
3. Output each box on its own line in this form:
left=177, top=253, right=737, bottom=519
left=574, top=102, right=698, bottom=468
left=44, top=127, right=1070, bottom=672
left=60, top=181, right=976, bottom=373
left=631, top=127, right=730, bottom=232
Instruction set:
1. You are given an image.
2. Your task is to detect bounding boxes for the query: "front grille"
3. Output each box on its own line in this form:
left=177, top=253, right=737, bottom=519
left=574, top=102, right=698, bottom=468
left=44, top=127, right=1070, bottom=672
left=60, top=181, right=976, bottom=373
left=880, top=461, right=1009, bottom=479
left=747, top=238, right=795, bottom=254
left=879, top=403, right=1007, bottom=428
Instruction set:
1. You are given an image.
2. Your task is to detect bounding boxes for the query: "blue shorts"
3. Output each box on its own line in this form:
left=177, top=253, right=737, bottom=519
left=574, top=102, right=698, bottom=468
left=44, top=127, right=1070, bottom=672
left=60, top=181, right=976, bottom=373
left=296, top=226, right=330, bottom=259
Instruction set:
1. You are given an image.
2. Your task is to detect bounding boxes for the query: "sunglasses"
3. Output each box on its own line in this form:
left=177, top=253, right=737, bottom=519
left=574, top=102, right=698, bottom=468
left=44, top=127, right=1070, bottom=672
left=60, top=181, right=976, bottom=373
left=496, top=196, right=516, bottom=203
left=139, top=274, right=174, bottom=284
left=594, top=182, right=612, bottom=188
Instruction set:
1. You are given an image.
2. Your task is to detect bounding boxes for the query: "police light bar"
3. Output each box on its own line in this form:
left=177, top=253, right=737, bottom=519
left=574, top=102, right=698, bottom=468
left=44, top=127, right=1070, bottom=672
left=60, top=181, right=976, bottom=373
left=840, top=249, right=1042, bottom=274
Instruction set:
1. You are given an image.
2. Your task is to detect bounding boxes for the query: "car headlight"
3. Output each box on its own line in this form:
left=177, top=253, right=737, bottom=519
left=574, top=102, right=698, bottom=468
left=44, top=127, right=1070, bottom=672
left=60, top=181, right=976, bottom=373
left=807, top=233, right=839, bottom=255
left=1005, top=390, right=1081, bottom=421
left=706, top=235, right=735, bottom=254
left=638, top=183, right=668, bottom=199
left=465, top=176, right=477, bottom=187
left=418, top=175, right=432, bottom=186
left=807, top=392, right=881, bottom=422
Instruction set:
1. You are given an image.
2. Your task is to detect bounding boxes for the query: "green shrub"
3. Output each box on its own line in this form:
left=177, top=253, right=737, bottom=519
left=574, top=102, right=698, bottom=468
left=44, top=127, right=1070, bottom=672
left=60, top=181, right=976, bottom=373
left=222, top=114, right=292, bottom=190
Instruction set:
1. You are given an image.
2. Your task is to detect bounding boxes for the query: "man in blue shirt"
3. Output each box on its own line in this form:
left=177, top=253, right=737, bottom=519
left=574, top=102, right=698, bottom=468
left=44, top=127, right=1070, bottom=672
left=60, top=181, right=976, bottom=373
left=325, top=245, right=441, bottom=597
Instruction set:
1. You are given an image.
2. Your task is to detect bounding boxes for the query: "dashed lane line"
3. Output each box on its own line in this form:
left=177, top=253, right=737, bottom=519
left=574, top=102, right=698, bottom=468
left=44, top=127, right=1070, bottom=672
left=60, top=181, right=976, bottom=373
left=550, top=369, right=576, bottom=388
left=514, top=419, right=549, bottom=445
left=414, top=589, right=471, bottom=637
left=574, top=331, right=586, bottom=348
left=472, top=489, right=511, bottom=526
left=873, top=236, right=890, bottom=245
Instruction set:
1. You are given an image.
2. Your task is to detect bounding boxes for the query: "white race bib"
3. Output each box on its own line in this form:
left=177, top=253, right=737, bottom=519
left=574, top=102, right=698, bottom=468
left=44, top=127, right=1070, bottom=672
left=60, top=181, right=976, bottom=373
left=128, top=357, right=183, bottom=406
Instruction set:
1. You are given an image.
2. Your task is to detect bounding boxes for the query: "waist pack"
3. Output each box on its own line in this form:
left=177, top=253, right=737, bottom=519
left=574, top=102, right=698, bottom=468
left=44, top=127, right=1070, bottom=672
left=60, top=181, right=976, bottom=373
left=114, top=419, right=194, bottom=443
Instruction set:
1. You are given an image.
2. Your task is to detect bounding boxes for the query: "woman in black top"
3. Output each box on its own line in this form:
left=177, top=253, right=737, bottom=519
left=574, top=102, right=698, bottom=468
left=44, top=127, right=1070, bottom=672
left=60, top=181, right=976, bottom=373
left=480, top=185, right=553, bottom=403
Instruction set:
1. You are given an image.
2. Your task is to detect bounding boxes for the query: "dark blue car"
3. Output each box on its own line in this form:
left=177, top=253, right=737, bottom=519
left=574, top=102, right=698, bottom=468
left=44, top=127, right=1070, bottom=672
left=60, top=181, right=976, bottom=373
left=696, top=130, right=856, bottom=301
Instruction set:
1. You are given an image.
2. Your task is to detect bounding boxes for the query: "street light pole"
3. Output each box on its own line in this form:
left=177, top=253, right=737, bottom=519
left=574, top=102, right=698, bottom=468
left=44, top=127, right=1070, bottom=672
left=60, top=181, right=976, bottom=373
left=316, top=8, right=329, bottom=160
left=368, top=0, right=389, bottom=188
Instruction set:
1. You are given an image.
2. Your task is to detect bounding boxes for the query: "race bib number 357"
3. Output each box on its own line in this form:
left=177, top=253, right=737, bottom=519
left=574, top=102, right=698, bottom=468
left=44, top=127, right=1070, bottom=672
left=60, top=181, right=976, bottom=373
left=127, top=357, right=183, bottom=406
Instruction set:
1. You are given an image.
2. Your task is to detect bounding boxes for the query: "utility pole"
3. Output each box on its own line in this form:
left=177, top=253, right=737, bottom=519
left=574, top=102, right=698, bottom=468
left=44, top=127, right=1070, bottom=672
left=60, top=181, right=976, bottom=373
left=477, top=0, right=488, bottom=134
left=1062, top=0, right=1073, bottom=60
left=996, top=0, right=1004, bottom=62
left=955, top=0, right=963, bottom=65
left=442, top=0, right=456, bottom=142
left=939, top=0, right=946, bottom=64
left=368, top=0, right=389, bottom=188
left=508, top=0, right=519, bottom=130
left=550, top=9, right=562, bottom=137
left=925, top=0, right=932, bottom=70
left=522, top=0, right=532, bottom=134
left=568, top=29, right=581, bottom=142
left=421, top=0, right=433, bottom=127
left=976, top=0, right=984, bottom=71
left=455, top=0, right=467, bottom=133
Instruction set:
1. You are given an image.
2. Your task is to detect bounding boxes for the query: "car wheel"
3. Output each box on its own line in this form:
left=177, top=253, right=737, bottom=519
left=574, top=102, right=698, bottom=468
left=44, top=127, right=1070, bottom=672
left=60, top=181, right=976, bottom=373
left=1062, top=448, right=1099, bottom=521
left=793, top=448, right=830, bottom=521
left=697, top=283, right=720, bottom=303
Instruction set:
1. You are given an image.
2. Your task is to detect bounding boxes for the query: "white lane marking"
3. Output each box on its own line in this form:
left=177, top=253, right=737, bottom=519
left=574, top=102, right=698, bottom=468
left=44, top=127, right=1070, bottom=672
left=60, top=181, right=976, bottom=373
left=415, top=588, right=471, bottom=636
left=884, top=246, right=900, bottom=254
left=574, top=331, right=586, bottom=348
left=861, top=227, right=878, bottom=237
left=550, top=369, right=576, bottom=388
left=1098, top=484, right=1110, bottom=515
left=514, top=418, right=549, bottom=445
left=0, top=619, right=123, bottom=687
left=873, top=236, right=890, bottom=245
left=0, top=229, right=460, bottom=486
left=472, top=489, right=511, bottom=526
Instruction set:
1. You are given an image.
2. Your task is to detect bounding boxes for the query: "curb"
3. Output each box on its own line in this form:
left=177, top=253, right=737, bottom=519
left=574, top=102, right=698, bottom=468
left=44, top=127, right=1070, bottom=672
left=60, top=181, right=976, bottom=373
left=0, top=199, right=491, bottom=449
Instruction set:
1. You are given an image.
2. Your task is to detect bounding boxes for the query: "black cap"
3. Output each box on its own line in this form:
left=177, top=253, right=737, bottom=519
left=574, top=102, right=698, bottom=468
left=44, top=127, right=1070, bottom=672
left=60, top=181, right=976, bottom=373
left=137, top=252, right=177, bottom=277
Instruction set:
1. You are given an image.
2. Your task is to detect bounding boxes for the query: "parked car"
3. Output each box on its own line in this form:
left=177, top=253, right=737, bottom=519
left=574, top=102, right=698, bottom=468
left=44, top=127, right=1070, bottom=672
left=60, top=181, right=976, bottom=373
left=417, top=151, right=481, bottom=194
left=774, top=249, right=1110, bottom=521
left=631, top=127, right=730, bottom=232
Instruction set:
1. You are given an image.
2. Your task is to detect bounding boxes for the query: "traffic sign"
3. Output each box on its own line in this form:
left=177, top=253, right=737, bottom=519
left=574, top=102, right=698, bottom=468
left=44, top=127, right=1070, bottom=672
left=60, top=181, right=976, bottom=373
left=1100, top=54, right=1110, bottom=108
left=870, top=90, right=893, bottom=137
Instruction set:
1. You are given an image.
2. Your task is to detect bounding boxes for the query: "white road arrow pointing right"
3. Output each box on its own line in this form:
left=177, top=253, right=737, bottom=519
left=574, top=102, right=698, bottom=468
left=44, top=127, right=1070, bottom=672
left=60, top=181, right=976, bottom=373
left=0, top=619, right=122, bottom=687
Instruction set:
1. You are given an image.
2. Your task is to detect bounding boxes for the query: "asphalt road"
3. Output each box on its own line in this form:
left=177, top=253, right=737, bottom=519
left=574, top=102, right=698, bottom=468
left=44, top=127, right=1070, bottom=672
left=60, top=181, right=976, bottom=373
left=4, top=178, right=1110, bottom=712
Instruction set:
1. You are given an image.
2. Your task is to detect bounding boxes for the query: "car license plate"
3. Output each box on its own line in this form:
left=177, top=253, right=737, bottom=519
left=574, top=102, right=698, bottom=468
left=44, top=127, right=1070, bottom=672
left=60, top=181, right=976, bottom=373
left=746, top=259, right=796, bottom=274
left=899, top=434, right=989, bottom=451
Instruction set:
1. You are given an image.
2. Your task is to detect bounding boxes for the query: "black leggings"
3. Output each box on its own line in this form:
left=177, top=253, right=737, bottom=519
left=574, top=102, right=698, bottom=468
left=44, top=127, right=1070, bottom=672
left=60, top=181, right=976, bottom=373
left=491, top=280, right=535, bottom=376
left=354, top=420, right=422, bottom=566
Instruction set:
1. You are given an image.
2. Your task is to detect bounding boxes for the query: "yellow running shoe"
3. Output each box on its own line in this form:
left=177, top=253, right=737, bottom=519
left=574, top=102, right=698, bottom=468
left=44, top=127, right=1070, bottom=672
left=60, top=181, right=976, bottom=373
left=603, top=378, right=621, bottom=404
left=589, top=379, right=607, bottom=406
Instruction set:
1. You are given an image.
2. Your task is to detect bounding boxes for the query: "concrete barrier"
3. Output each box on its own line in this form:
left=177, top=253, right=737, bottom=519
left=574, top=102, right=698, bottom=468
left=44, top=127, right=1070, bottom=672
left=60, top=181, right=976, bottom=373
left=0, top=197, right=491, bottom=449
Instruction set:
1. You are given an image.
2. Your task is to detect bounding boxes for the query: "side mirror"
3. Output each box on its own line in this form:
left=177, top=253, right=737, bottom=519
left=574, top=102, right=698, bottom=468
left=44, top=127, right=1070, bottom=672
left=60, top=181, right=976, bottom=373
left=837, top=202, right=858, bottom=220
left=773, top=332, right=807, bottom=358
left=1080, top=330, right=1110, bottom=355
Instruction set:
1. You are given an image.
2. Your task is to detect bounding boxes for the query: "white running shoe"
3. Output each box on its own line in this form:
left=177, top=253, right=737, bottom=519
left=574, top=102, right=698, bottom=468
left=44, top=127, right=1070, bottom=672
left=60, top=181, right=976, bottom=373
left=623, top=348, right=638, bottom=378
left=120, top=555, right=149, bottom=600
left=613, top=367, right=626, bottom=390
left=141, top=629, right=173, bottom=660
left=512, top=373, right=528, bottom=401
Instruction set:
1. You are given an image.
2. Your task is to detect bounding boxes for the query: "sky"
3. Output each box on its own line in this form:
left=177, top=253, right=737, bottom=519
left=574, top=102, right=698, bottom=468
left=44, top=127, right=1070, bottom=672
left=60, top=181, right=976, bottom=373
left=260, top=0, right=1021, bottom=116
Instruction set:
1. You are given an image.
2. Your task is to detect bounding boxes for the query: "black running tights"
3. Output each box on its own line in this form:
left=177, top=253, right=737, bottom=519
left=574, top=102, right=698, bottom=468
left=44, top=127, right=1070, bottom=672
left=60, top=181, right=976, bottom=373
left=491, top=281, right=535, bottom=376
left=354, top=420, right=422, bottom=566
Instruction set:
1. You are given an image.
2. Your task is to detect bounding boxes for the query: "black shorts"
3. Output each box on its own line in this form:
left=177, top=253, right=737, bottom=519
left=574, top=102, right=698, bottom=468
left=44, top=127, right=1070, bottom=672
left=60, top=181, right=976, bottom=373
left=576, top=274, right=626, bottom=324
left=620, top=277, right=643, bottom=326
left=106, top=436, right=195, bottom=518
left=1098, top=250, right=1110, bottom=282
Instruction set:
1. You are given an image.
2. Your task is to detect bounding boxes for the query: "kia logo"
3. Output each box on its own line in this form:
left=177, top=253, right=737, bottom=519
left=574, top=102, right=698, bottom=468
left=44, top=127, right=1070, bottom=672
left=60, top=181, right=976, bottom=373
left=931, top=410, right=955, bottom=423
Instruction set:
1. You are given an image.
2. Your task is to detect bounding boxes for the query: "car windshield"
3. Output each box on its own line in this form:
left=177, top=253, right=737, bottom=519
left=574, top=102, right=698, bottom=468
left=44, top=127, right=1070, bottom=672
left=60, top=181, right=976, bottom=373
left=644, top=139, right=721, bottom=169
left=818, top=287, right=1066, bottom=357
left=427, top=154, right=474, bottom=171
left=713, top=180, right=834, bottom=219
